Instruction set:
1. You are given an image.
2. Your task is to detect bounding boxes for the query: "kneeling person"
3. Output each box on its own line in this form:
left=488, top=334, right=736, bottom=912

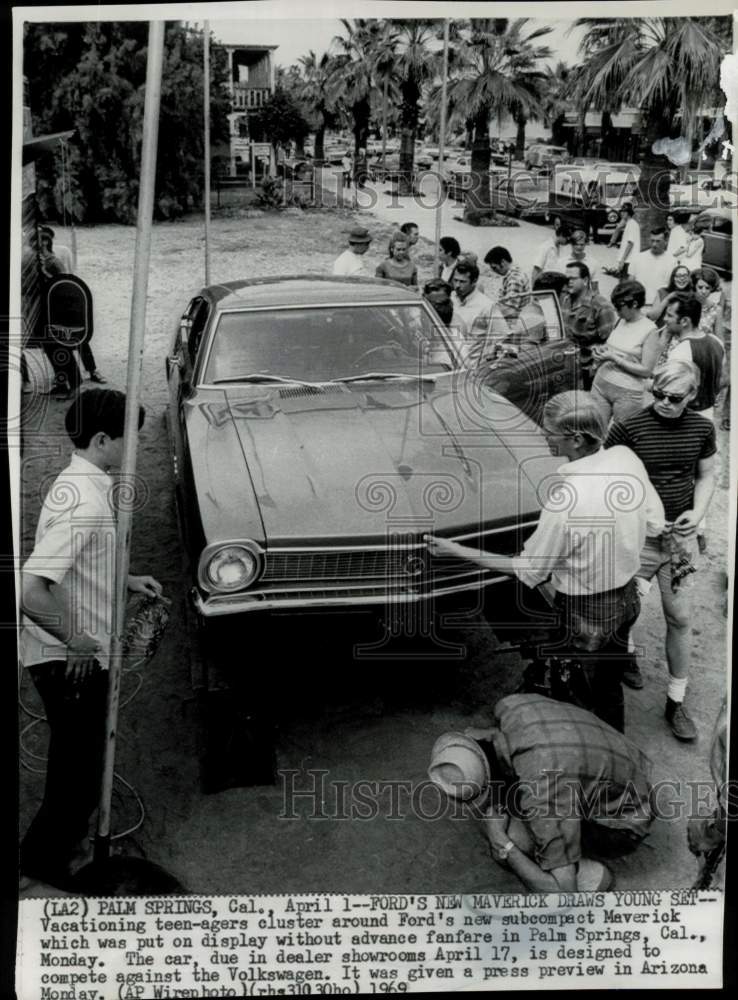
left=428, top=694, right=655, bottom=892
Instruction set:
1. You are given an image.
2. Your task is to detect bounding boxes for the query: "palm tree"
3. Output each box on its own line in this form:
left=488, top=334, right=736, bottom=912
left=389, top=20, right=438, bottom=194
left=298, top=50, right=338, bottom=166
left=502, top=19, right=553, bottom=161
left=574, top=17, right=728, bottom=233
left=445, top=18, right=545, bottom=221
left=542, top=61, right=573, bottom=148
left=330, top=19, right=385, bottom=174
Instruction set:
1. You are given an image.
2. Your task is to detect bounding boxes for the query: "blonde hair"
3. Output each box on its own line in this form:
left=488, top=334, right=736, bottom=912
left=652, top=359, right=700, bottom=393
left=543, top=390, right=607, bottom=443
left=388, top=230, right=409, bottom=257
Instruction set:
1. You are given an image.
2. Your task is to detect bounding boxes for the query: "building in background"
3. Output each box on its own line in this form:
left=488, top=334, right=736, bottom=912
left=221, top=44, right=278, bottom=177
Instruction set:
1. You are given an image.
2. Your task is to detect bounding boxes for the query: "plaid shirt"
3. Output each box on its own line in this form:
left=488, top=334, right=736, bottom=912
left=559, top=289, right=617, bottom=362
left=501, top=264, right=531, bottom=315
left=489, top=694, right=654, bottom=871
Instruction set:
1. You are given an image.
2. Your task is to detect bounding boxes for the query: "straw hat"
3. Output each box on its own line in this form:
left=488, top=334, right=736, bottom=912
left=428, top=731, right=491, bottom=804
left=348, top=226, right=372, bottom=244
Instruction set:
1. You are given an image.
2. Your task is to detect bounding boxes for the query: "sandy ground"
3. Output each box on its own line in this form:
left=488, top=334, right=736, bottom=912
left=18, top=201, right=731, bottom=896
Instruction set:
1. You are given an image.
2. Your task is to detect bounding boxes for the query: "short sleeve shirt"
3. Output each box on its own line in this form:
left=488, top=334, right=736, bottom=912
left=332, top=249, right=367, bottom=277
left=605, top=406, right=716, bottom=522
left=20, top=453, right=117, bottom=669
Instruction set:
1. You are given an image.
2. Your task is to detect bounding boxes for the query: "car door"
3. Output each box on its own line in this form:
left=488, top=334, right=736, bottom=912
left=473, top=291, right=577, bottom=424
left=704, top=214, right=732, bottom=275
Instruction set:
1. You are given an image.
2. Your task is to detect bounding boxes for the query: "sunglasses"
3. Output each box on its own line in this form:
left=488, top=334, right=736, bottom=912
left=652, top=388, right=687, bottom=404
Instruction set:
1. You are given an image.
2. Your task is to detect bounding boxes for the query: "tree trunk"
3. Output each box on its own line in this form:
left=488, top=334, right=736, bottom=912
left=636, top=112, right=673, bottom=243
left=314, top=125, right=325, bottom=167
left=552, top=114, right=567, bottom=147
left=352, top=98, right=370, bottom=186
left=600, top=110, right=613, bottom=161
left=578, top=105, right=588, bottom=158
left=464, top=107, right=491, bottom=221
left=514, top=112, right=526, bottom=162
left=398, top=78, right=420, bottom=196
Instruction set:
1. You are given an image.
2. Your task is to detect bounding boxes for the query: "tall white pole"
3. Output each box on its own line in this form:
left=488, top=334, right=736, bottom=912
left=94, top=19, right=165, bottom=863
left=434, top=19, right=450, bottom=277
left=203, top=21, right=211, bottom=285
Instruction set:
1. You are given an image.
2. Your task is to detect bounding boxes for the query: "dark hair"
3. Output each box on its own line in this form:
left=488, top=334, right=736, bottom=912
left=611, top=279, right=647, bottom=311
left=692, top=266, right=720, bottom=292
left=429, top=298, right=454, bottom=325
left=39, top=224, right=56, bottom=240
left=669, top=292, right=702, bottom=327
left=557, top=225, right=572, bottom=242
left=424, top=278, right=452, bottom=297
left=453, top=260, right=480, bottom=283
left=400, top=222, right=418, bottom=235
left=565, top=260, right=590, bottom=281
left=484, top=246, right=512, bottom=267
left=532, top=270, right=568, bottom=295
left=666, top=264, right=693, bottom=292
left=621, top=202, right=635, bottom=217
left=65, top=388, right=145, bottom=448
left=650, top=227, right=666, bottom=238
left=439, top=236, right=460, bottom=258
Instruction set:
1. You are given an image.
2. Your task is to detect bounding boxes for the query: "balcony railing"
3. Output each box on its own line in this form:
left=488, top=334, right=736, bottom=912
left=232, top=85, right=271, bottom=111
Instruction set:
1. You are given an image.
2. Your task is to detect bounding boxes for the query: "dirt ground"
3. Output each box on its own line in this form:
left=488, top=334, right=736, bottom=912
left=18, top=205, right=731, bottom=895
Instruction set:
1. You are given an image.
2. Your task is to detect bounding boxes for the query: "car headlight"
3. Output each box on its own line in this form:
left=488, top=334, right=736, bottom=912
left=199, top=541, right=263, bottom=593
left=607, top=211, right=618, bottom=223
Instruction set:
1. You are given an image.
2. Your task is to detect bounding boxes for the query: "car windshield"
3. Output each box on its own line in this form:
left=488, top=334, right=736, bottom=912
left=203, top=303, right=456, bottom=384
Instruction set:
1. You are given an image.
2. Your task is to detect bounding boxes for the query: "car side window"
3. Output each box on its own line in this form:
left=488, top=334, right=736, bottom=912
left=188, top=299, right=210, bottom=361
left=712, top=217, right=732, bottom=236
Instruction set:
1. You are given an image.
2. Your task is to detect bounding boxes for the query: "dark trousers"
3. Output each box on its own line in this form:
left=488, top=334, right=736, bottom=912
left=536, top=582, right=641, bottom=733
left=20, top=661, right=108, bottom=884
left=42, top=341, right=81, bottom=392
left=79, top=338, right=97, bottom=375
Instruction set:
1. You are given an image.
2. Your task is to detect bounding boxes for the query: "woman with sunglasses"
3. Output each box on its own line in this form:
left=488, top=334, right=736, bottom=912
left=589, top=279, right=661, bottom=423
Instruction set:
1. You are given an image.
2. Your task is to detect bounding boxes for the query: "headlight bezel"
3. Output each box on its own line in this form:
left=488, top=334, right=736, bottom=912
left=198, top=539, right=265, bottom=594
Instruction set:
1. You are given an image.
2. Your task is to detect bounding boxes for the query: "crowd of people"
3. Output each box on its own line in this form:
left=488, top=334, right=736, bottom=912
left=331, top=212, right=729, bottom=894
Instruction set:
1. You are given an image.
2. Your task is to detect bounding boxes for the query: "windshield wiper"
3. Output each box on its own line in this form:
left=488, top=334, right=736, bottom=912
left=212, top=373, right=316, bottom=387
left=333, top=372, right=437, bottom=384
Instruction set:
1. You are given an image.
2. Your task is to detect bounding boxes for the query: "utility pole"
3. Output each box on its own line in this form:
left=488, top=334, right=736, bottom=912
left=203, top=21, right=212, bottom=285
left=433, top=18, right=450, bottom=277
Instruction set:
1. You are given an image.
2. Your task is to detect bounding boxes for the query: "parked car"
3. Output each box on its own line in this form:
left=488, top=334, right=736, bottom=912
left=166, top=279, right=575, bottom=621
left=525, top=144, right=569, bottom=172
left=669, top=176, right=737, bottom=211
left=165, top=278, right=578, bottom=772
left=490, top=172, right=549, bottom=219
left=549, top=164, right=640, bottom=242
left=672, top=206, right=733, bottom=278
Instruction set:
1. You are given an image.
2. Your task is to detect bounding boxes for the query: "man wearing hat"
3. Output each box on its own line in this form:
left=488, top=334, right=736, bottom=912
left=428, top=693, right=655, bottom=892
left=332, top=226, right=372, bottom=276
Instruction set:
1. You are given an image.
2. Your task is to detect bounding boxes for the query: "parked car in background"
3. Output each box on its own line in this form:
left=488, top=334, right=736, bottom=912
left=675, top=206, right=733, bottom=278
left=549, top=163, right=640, bottom=241
left=525, top=143, right=569, bottom=173
left=669, top=175, right=737, bottom=211
left=490, top=171, right=549, bottom=220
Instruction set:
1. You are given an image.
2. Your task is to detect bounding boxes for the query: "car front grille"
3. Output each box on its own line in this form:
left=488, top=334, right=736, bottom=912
left=261, top=525, right=531, bottom=586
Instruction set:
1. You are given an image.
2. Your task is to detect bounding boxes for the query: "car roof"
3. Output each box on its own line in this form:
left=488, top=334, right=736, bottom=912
left=697, top=206, right=733, bottom=220
left=201, top=275, right=424, bottom=311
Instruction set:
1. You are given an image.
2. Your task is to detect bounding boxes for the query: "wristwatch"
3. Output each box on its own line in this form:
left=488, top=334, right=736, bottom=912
left=493, top=839, right=515, bottom=862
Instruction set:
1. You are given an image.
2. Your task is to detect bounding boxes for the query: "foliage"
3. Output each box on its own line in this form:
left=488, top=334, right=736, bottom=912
left=573, top=16, right=731, bottom=230
left=255, top=175, right=285, bottom=209
left=24, top=21, right=230, bottom=224
left=250, top=86, right=311, bottom=154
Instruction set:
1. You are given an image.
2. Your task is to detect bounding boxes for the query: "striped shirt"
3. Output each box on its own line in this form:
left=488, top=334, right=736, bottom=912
left=604, top=406, right=716, bottom=523
left=488, top=694, right=654, bottom=871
